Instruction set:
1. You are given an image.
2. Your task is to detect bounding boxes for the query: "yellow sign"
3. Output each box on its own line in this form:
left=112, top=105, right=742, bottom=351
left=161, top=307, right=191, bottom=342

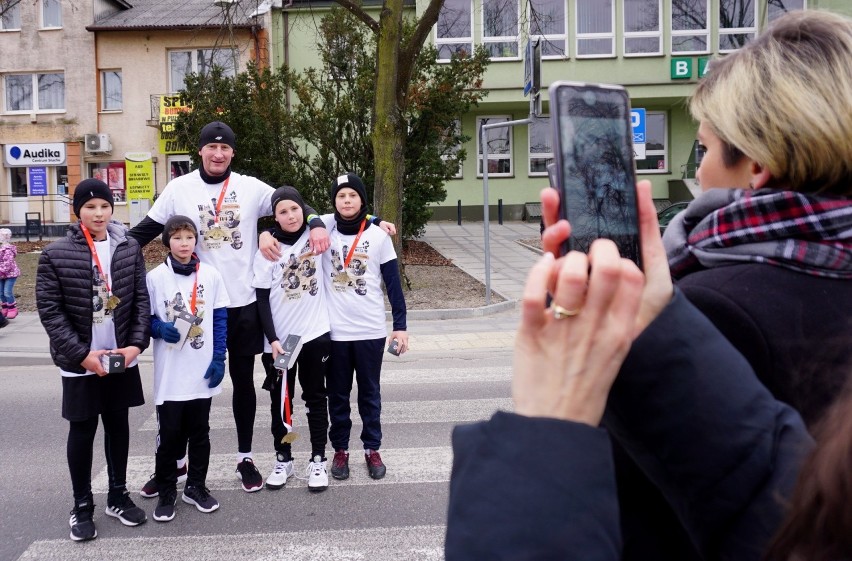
left=125, top=152, right=155, bottom=201
left=159, top=95, right=192, bottom=154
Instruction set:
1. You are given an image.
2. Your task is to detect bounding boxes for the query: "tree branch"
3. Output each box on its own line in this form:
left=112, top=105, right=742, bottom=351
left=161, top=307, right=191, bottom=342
left=333, top=0, right=380, bottom=33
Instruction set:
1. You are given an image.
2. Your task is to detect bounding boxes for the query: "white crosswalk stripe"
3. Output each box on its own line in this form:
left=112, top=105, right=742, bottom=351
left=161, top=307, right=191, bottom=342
left=137, top=398, right=513, bottom=431
left=18, top=525, right=446, bottom=561
left=94, top=447, right=455, bottom=493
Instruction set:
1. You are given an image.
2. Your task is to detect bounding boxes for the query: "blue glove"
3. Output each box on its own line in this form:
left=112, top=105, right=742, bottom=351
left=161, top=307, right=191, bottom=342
left=152, top=317, right=181, bottom=344
left=204, top=355, right=226, bottom=388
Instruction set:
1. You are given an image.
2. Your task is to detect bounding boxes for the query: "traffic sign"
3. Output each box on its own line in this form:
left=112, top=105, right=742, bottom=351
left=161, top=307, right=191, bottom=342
left=631, top=108, right=646, bottom=144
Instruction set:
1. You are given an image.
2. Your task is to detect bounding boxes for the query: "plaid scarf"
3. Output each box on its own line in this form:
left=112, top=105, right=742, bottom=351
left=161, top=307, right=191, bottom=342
left=664, top=188, right=852, bottom=280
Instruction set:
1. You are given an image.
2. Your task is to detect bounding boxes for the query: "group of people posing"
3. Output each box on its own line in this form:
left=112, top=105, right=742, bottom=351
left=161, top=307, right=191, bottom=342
left=36, top=121, right=407, bottom=542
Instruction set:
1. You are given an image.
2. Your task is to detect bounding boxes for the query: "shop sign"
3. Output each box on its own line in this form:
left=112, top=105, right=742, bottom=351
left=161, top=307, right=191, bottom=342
left=4, top=143, right=66, bottom=166
left=28, top=167, right=49, bottom=195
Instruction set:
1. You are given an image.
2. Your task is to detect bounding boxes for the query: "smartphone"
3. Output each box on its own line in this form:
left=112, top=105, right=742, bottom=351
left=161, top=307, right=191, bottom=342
left=387, top=338, right=401, bottom=356
left=549, top=81, right=642, bottom=267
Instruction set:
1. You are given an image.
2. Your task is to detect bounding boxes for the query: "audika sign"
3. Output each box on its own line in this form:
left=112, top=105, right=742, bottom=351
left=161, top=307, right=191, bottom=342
left=3, top=143, right=66, bottom=166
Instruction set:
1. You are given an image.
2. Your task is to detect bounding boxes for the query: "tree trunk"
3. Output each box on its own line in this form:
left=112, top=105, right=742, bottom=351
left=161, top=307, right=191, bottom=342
left=373, top=0, right=405, bottom=258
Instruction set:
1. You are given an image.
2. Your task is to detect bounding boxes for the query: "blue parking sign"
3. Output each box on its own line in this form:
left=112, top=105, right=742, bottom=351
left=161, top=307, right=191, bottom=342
left=631, top=109, right=646, bottom=144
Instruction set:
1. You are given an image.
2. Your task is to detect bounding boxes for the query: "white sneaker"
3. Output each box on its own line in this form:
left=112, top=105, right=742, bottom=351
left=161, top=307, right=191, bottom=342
left=265, top=453, right=294, bottom=490
left=307, top=455, right=329, bottom=493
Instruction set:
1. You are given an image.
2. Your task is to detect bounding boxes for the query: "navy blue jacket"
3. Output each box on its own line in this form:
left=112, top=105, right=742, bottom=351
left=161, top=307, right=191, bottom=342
left=445, top=291, right=813, bottom=560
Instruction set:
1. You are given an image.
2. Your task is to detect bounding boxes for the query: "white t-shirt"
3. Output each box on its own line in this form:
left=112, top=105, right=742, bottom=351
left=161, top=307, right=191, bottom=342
left=320, top=215, right=396, bottom=341
left=147, top=170, right=273, bottom=307
left=251, top=230, right=330, bottom=350
left=61, top=238, right=137, bottom=377
left=146, top=258, right=231, bottom=405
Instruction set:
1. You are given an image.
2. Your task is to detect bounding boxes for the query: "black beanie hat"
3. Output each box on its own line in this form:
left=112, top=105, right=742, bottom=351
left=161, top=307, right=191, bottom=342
left=162, top=215, right=198, bottom=247
left=198, top=121, right=236, bottom=150
left=330, top=172, right=368, bottom=207
left=73, top=179, right=114, bottom=216
left=271, top=185, right=307, bottom=215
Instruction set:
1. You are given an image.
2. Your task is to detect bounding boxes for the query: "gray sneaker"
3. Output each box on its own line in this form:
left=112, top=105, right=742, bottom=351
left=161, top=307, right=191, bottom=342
left=182, top=485, right=219, bottom=513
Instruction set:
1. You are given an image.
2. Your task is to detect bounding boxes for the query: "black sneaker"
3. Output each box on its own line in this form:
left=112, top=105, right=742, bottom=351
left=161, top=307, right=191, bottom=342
left=330, top=449, right=350, bottom=480
left=153, top=488, right=177, bottom=522
left=182, top=485, right=219, bottom=513
left=0, top=315, right=8, bottom=329
left=140, top=462, right=188, bottom=498
left=365, top=449, right=387, bottom=480
left=69, top=496, right=97, bottom=542
left=105, top=488, right=147, bottom=526
left=235, top=458, right=263, bottom=492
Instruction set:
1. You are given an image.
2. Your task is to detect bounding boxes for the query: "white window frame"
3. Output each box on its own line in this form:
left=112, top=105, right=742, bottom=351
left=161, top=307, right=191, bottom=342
left=528, top=116, right=553, bottom=176
left=40, top=0, right=62, bottom=29
left=767, top=0, right=806, bottom=24
left=168, top=48, right=238, bottom=93
left=481, top=0, right=520, bottom=60
left=0, top=0, right=21, bottom=30
left=670, top=0, right=710, bottom=55
left=718, top=0, right=757, bottom=53
left=635, top=111, right=668, bottom=175
left=477, top=116, right=513, bottom=178
left=435, top=0, right=474, bottom=62
left=623, top=0, right=662, bottom=57
left=100, top=70, right=122, bottom=112
left=2, top=72, right=65, bottom=114
left=575, top=0, right=615, bottom=59
left=528, top=0, right=568, bottom=59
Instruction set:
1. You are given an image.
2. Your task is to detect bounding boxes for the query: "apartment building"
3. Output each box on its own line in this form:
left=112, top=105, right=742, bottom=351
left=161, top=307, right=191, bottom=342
left=0, top=0, right=267, bottom=230
left=272, top=0, right=852, bottom=219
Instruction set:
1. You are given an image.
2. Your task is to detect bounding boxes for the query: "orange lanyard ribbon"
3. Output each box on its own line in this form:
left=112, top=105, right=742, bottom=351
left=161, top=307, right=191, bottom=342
left=343, top=219, right=366, bottom=268
left=81, top=224, right=112, bottom=296
left=213, top=177, right=231, bottom=225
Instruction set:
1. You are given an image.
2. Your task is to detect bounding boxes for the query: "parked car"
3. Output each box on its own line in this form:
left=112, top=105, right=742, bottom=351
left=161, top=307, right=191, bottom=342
left=657, top=201, right=690, bottom=234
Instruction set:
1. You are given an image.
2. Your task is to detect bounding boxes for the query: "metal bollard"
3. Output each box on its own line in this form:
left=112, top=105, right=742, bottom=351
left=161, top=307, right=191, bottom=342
left=457, top=200, right=462, bottom=225
left=498, top=199, right=503, bottom=225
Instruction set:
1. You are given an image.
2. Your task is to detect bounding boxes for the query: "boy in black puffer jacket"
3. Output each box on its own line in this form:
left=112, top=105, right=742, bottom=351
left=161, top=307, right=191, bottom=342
left=36, top=179, right=150, bottom=542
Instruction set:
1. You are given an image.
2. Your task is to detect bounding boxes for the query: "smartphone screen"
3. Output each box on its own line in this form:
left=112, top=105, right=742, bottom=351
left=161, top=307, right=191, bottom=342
left=550, top=81, right=641, bottom=267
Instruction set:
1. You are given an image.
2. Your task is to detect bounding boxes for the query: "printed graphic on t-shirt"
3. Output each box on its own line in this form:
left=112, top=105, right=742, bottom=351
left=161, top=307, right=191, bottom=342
left=162, top=288, right=207, bottom=349
left=329, top=245, right=369, bottom=296
left=92, top=266, right=112, bottom=323
left=197, top=193, right=243, bottom=251
left=280, top=245, right=318, bottom=301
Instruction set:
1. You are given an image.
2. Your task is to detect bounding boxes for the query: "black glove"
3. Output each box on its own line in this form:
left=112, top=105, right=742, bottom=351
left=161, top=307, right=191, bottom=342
left=152, top=318, right=181, bottom=344
left=204, top=355, right=226, bottom=388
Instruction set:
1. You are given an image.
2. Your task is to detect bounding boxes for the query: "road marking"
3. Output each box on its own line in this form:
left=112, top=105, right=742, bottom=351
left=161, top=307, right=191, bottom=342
left=138, top=398, right=512, bottom=431
left=18, top=525, right=446, bottom=560
left=94, top=447, right=455, bottom=493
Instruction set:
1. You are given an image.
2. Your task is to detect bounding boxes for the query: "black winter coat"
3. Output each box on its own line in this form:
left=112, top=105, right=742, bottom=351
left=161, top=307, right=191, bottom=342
left=36, top=222, right=150, bottom=373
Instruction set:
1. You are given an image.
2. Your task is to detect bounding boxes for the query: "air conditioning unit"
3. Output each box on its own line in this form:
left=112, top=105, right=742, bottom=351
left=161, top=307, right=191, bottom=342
left=84, top=133, right=112, bottom=154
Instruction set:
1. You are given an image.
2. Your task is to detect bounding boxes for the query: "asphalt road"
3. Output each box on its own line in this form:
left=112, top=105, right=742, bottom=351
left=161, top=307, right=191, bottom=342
left=0, top=310, right=518, bottom=560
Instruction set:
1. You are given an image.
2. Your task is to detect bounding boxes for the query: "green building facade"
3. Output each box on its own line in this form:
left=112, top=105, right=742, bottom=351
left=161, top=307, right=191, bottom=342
left=269, top=0, right=852, bottom=220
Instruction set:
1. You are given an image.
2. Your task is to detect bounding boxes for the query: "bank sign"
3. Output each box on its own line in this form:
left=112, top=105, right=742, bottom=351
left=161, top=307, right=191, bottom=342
left=4, top=143, right=66, bottom=166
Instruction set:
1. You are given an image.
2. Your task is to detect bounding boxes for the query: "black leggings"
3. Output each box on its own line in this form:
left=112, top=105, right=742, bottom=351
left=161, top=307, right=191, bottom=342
left=229, top=354, right=256, bottom=454
left=67, top=408, right=129, bottom=501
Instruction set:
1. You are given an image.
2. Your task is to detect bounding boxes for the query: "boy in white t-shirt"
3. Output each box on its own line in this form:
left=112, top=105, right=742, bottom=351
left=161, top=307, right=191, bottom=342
left=252, top=186, right=332, bottom=493
left=146, top=216, right=230, bottom=522
left=322, top=173, right=409, bottom=481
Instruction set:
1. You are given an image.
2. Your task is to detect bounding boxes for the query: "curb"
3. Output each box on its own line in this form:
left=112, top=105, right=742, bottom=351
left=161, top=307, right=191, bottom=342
left=389, top=299, right=516, bottom=321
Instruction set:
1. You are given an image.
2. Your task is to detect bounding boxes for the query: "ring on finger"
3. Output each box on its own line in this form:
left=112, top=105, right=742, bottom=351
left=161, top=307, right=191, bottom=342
left=552, top=304, right=581, bottom=320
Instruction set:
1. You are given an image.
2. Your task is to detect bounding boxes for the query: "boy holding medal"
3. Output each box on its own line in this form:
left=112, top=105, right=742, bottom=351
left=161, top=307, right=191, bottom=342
left=252, top=186, right=332, bottom=492
left=321, top=173, right=409, bottom=481
left=146, top=216, right=230, bottom=521
left=36, top=179, right=150, bottom=541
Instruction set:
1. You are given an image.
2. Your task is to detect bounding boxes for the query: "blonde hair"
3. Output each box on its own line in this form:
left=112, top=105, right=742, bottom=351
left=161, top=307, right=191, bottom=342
left=689, top=10, right=852, bottom=196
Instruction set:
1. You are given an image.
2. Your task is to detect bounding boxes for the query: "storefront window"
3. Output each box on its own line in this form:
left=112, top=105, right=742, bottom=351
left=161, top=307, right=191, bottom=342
left=10, top=168, right=27, bottom=197
left=89, top=162, right=127, bottom=203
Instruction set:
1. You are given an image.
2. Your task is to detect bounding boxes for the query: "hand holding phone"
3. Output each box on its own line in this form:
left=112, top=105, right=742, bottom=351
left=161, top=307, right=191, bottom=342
left=549, top=81, right=642, bottom=268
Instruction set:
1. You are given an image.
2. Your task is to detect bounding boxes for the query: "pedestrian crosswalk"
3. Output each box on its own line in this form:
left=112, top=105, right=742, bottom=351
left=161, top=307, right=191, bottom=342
left=14, top=325, right=517, bottom=560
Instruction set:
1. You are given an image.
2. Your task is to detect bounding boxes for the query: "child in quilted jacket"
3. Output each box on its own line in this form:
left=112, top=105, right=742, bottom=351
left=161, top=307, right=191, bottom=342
left=0, top=228, right=20, bottom=319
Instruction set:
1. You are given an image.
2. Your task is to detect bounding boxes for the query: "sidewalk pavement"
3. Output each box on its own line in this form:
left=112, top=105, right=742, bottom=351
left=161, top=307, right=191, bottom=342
left=0, top=221, right=540, bottom=363
left=421, top=220, right=541, bottom=302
